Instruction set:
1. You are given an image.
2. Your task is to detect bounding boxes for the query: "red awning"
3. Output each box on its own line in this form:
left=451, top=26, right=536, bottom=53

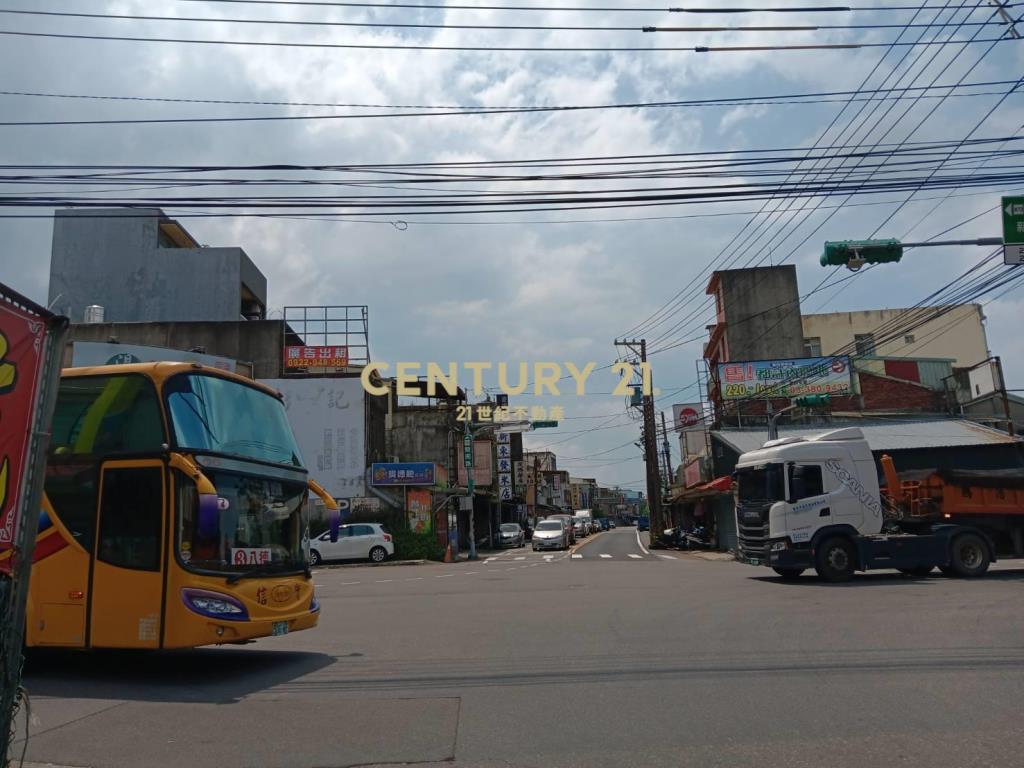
left=667, top=475, right=733, bottom=503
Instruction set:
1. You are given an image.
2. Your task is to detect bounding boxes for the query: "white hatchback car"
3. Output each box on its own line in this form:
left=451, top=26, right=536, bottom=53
left=310, top=523, right=395, bottom=565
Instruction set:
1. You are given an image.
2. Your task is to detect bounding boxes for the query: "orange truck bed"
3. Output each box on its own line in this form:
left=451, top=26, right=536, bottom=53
left=881, top=455, right=1024, bottom=518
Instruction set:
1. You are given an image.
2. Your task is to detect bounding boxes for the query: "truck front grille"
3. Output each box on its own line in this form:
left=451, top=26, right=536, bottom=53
left=736, top=504, right=770, bottom=561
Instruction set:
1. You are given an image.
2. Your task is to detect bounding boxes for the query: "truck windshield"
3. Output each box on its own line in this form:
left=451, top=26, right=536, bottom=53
left=164, top=373, right=303, bottom=468
left=735, top=464, right=786, bottom=503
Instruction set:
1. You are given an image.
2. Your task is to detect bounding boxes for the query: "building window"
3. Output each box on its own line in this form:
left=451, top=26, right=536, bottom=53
left=904, top=334, right=915, bottom=344
left=854, top=333, right=876, bottom=356
left=803, top=337, right=822, bottom=357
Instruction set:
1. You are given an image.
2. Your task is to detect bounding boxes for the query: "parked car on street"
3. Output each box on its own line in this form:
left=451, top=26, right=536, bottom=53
left=547, top=514, right=577, bottom=544
left=532, top=519, right=570, bottom=551
left=573, top=519, right=588, bottom=538
left=637, top=516, right=650, bottom=532
left=498, top=523, right=525, bottom=548
left=599, top=519, right=610, bottom=531
left=609, top=521, right=617, bottom=529
left=310, top=523, right=394, bottom=565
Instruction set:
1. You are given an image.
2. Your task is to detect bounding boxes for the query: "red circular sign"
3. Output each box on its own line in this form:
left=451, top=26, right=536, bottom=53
left=831, top=358, right=847, bottom=374
left=678, top=407, right=700, bottom=427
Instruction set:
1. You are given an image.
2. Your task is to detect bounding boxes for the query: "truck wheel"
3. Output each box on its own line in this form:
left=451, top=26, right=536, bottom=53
left=772, top=567, right=804, bottom=580
left=814, top=537, right=856, bottom=582
left=948, top=533, right=990, bottom=577
left=898, top=566, right=933, bottom=578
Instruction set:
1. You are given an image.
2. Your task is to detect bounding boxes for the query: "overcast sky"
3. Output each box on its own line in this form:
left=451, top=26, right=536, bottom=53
left=2, top=1, right=1023, bottom=489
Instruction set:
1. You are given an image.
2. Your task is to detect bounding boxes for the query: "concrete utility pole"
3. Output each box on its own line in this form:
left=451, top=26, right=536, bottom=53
left=614, top=338, right=663, bottom=539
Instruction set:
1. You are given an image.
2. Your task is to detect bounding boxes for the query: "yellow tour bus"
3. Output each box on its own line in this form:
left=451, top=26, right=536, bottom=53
left=1, top=362, right=338, bottom=649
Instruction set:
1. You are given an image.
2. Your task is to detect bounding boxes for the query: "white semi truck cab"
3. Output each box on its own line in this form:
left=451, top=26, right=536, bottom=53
left=733, top=427, right=994, bottom=581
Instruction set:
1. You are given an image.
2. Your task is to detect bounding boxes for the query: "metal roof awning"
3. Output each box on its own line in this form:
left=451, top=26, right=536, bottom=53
left=668, top=475, right=733, bottom=503
left=713, top=419, right=1021, bottom=456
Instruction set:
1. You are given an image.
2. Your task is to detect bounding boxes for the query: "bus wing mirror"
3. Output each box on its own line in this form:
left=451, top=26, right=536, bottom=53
left=307, top=478, right=340, bottom=542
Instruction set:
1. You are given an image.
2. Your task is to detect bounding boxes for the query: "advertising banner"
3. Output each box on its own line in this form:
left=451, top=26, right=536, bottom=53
left=406, top=487, right=432, bottom=534
left=284, top=345, right=349, bottom=370
left=0, top=300, right=47, bottom=555
left=371, top=462, right=436, bottom=486
left=259, top=378, right=365, bottom=498
left=717, top=356, right=852, bottom=400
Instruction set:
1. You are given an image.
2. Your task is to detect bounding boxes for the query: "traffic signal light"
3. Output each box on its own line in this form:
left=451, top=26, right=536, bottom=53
left=821, top=239, right=903, bottom=268
left=793, top=395, right=831, bottom=408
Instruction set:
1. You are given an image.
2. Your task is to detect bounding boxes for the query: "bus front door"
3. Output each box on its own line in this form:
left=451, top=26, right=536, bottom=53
left=90, top=460, right=166, bottom=649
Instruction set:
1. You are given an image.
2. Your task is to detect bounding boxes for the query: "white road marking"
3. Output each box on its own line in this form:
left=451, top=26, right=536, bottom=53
left=658, top=554, right=677, bottom=560
left=543, top=555, right=554, bottom=560
left=571, top=554, right=582, bottom=559
left=600, top=554, right=613, bottom=559
left=635, top=528, right=650, bottom=555
left=341, top=581, right=360, bottom=585
left=465, top=571, right=479, bottom=575
left=628, top=554, right=643, bottom=560
left=405, top=577, right=424, bottom=581
left=436, top=574, right=454, bottom=578
left=375, top=579, right=393, bottom=583
left=514, top=557, right=526, bottom=561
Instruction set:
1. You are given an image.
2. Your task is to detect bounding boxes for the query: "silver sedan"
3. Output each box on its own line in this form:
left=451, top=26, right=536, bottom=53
left=532, top=520, right=569, bottom=551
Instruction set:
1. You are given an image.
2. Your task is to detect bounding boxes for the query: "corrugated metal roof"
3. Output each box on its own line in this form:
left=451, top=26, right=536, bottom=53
left=713, top=419, right=1022, bottom=455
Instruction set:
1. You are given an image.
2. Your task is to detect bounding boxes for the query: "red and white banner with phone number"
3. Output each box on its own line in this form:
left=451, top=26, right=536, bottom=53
left=0, top=298, right=47, bottom=555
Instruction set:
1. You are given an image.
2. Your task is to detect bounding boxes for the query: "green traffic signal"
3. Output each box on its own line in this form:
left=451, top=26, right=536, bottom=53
left=821, top=239, right=903, bottom=268
left=793, top=395, right=831, bottom=408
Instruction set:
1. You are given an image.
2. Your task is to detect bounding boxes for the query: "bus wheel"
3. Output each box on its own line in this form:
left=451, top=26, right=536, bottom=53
left=814, top=537, right=856, bottom=582
left=772, top=567, right=805, bottom=579
left=369, top=546, right=388, bottom=563
left=309, top=549, right=322, bottom=566
left=948, top=534, right=990, bottom=577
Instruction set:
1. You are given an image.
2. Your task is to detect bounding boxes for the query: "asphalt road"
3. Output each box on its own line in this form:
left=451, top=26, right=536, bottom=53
left=16, top=528, right=1024, bottom=768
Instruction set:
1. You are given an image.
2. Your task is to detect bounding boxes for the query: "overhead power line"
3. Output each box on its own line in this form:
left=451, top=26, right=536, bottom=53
left=0, top=28, right=1017, bottom=53
left=164, top=0, right=1015, bottom=13
left=0, top=7, right=1012, bottom=33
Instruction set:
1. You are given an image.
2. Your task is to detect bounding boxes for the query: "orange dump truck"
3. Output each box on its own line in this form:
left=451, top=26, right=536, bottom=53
left=882, top=457, right=1024, bottom=556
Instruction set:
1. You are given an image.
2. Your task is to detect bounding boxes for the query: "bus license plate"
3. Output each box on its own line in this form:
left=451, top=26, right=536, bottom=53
left=272, top=621, right=289, bottom=636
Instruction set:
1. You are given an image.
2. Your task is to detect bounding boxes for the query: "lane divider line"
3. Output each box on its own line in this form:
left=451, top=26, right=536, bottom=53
left=635, top=528, right=650, bottom=555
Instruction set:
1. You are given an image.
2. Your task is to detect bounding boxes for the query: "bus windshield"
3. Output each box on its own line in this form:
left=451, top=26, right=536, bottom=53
left=164, top=373, right=303, bottom=468
left=177, top=469, right=308, bottom=574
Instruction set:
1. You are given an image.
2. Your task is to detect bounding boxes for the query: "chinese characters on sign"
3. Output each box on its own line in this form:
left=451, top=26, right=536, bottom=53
left=717, top=357, right=852, bottom=400
left=497, top=432, right=513, bottom=500
left=370, top=462, right=437, bottom=486
left=455, top=404, right=565, bottom=422
left=231, top=548, right=272, bottom=566
left=284, top=345, right=349, bottom=369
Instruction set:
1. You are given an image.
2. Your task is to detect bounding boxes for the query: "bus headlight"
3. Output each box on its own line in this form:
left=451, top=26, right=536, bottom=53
left=182, top=589, right=249, bottom=621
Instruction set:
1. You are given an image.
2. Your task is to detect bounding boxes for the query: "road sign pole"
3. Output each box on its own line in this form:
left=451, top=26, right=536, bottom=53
left=463, top=428, right=477, bottom=560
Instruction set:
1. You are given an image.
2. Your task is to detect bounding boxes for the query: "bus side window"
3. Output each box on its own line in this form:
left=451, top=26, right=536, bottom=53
left=97, top=467, right=163, bottom=571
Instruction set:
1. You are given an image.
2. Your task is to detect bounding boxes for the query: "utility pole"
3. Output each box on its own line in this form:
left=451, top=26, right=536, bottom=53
left=614, top=338, right=663, bottom=540
left=660, top=410, right=673, bottom=494
left=989, top=1, right=1022, bottom=39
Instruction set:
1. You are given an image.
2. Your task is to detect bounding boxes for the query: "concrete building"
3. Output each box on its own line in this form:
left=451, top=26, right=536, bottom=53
left=704, top=266, right=803, bottom=367
left=49, top=208, right=267, bottom=324
left=801, top=304, right=990, bottom=368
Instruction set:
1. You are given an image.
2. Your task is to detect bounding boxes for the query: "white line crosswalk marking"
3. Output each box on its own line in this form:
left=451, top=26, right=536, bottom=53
left=514, top=557, right=526, bottom=561
left=628, top=554, right=642, bottom=559
left=571, top=554, right=582, bottom=559
left=600, top=554, right=613, bottom=559
left=658, top=554, right=677, bottom=560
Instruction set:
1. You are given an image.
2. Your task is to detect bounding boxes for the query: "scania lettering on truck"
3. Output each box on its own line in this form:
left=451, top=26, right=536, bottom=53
left=734, top=427, right=998, bottom=582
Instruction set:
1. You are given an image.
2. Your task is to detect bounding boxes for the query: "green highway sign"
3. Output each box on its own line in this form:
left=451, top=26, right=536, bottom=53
left=532, top=421, right=559, bottom=429
left=1002, top=197, right=1024, bottom=265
